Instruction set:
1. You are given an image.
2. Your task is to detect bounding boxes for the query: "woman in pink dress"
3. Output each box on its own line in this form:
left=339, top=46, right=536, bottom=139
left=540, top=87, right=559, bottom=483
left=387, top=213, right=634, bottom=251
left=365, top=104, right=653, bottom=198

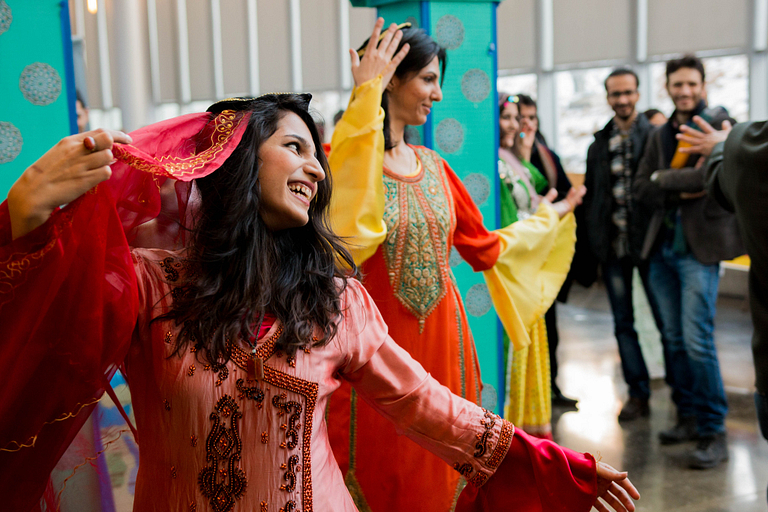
left=1, top=88, right=637, bottom=511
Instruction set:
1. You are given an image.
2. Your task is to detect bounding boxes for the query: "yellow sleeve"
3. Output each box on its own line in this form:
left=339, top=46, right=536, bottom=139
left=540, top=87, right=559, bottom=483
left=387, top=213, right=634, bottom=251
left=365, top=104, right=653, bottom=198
left=328, top=76, right=387, bottom=266
left=483, top=203, right=576, bottom=350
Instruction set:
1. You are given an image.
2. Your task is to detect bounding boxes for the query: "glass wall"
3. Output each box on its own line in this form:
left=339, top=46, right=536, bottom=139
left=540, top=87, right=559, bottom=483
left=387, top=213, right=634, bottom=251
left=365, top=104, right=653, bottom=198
left=498, top=53, right=750, bottom=175
left=554, top=67, right=613, bottom=174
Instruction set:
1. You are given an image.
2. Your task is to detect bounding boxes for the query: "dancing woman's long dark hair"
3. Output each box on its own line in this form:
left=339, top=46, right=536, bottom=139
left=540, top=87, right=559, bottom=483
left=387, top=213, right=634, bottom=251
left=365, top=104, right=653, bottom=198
left=358, top=27, right=446, bottom=149
left=157, top=94, right=356, bottom=363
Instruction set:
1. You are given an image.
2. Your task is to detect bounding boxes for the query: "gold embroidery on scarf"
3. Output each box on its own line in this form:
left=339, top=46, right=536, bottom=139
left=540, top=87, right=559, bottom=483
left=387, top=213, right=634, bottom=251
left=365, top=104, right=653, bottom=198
left=381, top=147, right=456, bottom=331
left=115, top=110, right=246, bottom=178
left=1, top=396, right=102, bottom=452
left=0, top=206, right=76, bottom=308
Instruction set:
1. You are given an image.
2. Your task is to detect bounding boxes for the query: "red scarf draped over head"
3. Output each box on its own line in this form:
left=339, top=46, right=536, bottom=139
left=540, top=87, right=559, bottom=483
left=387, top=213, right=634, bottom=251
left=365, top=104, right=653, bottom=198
left=109, top=109, right=252, bottom=248
left=0, top=107, right=253, bottom=512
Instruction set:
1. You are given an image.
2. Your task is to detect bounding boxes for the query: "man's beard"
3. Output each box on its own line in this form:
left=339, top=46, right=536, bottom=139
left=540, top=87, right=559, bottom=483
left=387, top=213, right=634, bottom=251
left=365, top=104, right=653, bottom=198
left=614, top=107, right=634, bottom=121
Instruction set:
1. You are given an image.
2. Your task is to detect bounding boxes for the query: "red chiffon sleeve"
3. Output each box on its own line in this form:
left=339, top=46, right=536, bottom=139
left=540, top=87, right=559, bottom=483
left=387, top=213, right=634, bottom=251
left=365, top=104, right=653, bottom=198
left=456, top=428, right=598, bottom=512
left=0, top=186, right=138, bottom=512
left=442, top=158, right=500, bottom=271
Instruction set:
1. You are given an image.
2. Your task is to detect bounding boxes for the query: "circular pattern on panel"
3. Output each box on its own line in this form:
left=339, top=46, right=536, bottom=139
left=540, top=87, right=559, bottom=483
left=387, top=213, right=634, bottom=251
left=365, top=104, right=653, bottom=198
left=461, top=69, right=491, bottom=104
left=435, top=15, right=464, bottom=50
left=481, top=383, right=498, bottom=411
left=0, top=122, right=23, bottom=164
left=435, top=118, right=463, bottom=154
left=463, top=173, right=491, bottom=206
left=0, top=1, right=11, bottom=35
left=465, top=283, right=492, bottom=317
left=404, top=125, right=422, bottom=146
left=19, top=62, right=62, bottom=106
left=404, top=16, right=418, bottom=29
left=449, top=246, right=463, bottom=268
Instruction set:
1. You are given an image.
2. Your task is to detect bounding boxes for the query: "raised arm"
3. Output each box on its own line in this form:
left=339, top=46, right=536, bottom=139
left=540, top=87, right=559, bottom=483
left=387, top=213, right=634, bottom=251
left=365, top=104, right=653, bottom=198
left=0, top=130, right=138, bottom=511
left=8, top=129, right=131, bottom=239
left=328, top=19, right=409, bottom=265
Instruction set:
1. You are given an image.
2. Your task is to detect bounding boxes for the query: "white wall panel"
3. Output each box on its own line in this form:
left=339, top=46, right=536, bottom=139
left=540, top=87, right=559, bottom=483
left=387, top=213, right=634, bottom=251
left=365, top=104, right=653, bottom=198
left=187, top=0, right=216, bottom=101
left=553, top=0, right=631, bottom=65
left=648, top=0, right=748, bottom=56
left=497, top=0, right=536, bottom=71
left=221, top=0, right=250, bottom=96
left=156, top=0, right=180, bottom=103
left=348, top=6, right=377, bottom=53
left=257, top=0, right=292, bottom=92
left=301, top=0, right=340, bottom=91
left=82, top=1, right=104, bottom=108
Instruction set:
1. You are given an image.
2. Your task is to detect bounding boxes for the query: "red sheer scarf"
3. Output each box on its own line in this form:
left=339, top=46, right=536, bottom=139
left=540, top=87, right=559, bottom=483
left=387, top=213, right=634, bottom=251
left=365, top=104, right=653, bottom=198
left=0, top=109, right=251, bottom=511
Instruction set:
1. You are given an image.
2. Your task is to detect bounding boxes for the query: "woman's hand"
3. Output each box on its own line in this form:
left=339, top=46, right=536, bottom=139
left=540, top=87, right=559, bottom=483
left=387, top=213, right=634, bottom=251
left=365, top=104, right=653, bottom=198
left=350, top=18, right=410, bottom=89
left=513, top=120, right=536, bottom=162
left=594, top=462, right=640, bottom=512
left=544, top=185, right=586, bottom=219
left=8, top=128, right=131, bottom=240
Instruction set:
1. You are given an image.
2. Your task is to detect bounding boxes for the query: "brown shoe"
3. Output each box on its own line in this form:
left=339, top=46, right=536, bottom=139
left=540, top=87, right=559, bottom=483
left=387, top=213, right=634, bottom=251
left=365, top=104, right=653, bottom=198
left=618, top=397, right=650, bottom=421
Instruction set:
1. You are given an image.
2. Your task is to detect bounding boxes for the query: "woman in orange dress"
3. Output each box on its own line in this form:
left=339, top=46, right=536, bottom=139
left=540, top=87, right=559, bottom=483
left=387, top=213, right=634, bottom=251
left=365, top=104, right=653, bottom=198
left=327, top=20, right=582, bottom=511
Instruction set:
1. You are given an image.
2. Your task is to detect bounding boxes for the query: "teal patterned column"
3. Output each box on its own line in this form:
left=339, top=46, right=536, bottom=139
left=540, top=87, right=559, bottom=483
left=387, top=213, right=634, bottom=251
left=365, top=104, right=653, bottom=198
left=0, top=1, right=77, bottom=199
left=351, top=0, right=503, bottom=413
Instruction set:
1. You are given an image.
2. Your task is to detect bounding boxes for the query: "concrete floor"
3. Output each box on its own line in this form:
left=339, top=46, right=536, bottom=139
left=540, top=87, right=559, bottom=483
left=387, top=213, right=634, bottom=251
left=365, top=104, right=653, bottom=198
left=552, top=284, right=767, bottom=511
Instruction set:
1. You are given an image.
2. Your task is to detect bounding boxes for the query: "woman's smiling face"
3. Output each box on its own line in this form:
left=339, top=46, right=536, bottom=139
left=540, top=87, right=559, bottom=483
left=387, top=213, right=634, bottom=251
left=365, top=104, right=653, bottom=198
left=387, top=56, right=443, bottom=127
left=257, top=112, right=326, bottom=231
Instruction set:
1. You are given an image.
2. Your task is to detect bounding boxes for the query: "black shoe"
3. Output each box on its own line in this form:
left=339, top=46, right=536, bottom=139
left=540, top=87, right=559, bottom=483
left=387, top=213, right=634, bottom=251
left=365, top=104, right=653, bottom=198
left=689, top=432, right=728, bottom=469
left=618, top=397, right=650, bottom=421
left=552, top=391, right=579, bottom=408
left=659, top=416, right=698, bottom=445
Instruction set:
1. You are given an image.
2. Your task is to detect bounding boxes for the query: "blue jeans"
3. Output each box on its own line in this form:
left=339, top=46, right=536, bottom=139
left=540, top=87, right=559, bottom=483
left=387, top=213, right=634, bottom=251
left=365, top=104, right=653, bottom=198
left=648, top=240, right=728, bottom=435
left=602, top=255, right=672, bottom=400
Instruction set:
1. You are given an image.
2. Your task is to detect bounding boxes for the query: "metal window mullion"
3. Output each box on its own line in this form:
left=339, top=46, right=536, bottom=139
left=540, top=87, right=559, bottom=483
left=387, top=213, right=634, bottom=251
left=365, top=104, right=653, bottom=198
left=289, top=0, right=303, bottom=92
left=74, top=0, right=85, bottom=38
left=176, top=0, right=192, bottom=105
left=539, top=0, right=553, bottom=72
left=211, top=0, right=224, bottom=99
left=749, top=0, right=768, bottom=119
left=96, top=0, right=113, bottom=108
left=536, top=0, right=556, bottom=148
left=247, top=0, right=260, bottom=95
left=755, top=0, right=768, bottom=51
left=147, top=0, right=162, bottom=104
left=636, top=0, right=648, bottom=62
left=339, top=0, right=352, bottom=90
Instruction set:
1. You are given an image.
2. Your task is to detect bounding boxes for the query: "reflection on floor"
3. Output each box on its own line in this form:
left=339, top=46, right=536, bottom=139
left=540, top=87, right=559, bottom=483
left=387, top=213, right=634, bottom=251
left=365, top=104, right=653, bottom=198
left=554, top=284, right=767, bottom=511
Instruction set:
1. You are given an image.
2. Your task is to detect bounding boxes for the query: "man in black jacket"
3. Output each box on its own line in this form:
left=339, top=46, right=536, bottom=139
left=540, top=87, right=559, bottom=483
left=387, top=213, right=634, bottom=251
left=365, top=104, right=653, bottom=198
left=583, top=68, right=668, bottom=422
left=633, top=55, right=743, bottom=469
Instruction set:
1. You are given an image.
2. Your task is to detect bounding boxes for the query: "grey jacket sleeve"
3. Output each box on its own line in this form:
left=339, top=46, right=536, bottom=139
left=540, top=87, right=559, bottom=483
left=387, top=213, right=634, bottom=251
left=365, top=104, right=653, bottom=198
left=652, top=165, right=706, bottom=192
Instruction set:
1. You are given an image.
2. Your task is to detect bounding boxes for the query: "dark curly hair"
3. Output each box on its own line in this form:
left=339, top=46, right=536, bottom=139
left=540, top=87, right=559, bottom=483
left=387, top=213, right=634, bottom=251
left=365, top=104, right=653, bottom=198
left=157, top=94, right=356, bottom=364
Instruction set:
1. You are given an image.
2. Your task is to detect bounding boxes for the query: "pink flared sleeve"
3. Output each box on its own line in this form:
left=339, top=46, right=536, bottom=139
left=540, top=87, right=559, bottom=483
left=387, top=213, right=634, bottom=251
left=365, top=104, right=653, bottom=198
left=336, top=280, right=598, bottom=511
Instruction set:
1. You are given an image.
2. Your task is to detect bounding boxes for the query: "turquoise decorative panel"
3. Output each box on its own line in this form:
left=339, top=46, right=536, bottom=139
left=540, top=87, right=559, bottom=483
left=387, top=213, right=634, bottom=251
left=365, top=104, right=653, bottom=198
left=376, top=1, right=503, bottom=413
left=0, top=0, right=76, bottom=199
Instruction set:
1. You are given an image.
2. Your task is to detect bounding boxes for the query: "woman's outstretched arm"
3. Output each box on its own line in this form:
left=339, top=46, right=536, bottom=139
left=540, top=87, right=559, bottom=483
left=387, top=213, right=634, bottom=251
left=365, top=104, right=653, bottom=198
left=336, top=280, right=639, bottom=512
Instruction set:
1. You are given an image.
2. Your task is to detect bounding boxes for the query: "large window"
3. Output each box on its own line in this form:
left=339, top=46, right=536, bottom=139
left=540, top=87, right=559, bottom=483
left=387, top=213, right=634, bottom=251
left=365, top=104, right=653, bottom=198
left=497, top=73, right=538, bottom=99
left=554, top=67, right=614, bottom=174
